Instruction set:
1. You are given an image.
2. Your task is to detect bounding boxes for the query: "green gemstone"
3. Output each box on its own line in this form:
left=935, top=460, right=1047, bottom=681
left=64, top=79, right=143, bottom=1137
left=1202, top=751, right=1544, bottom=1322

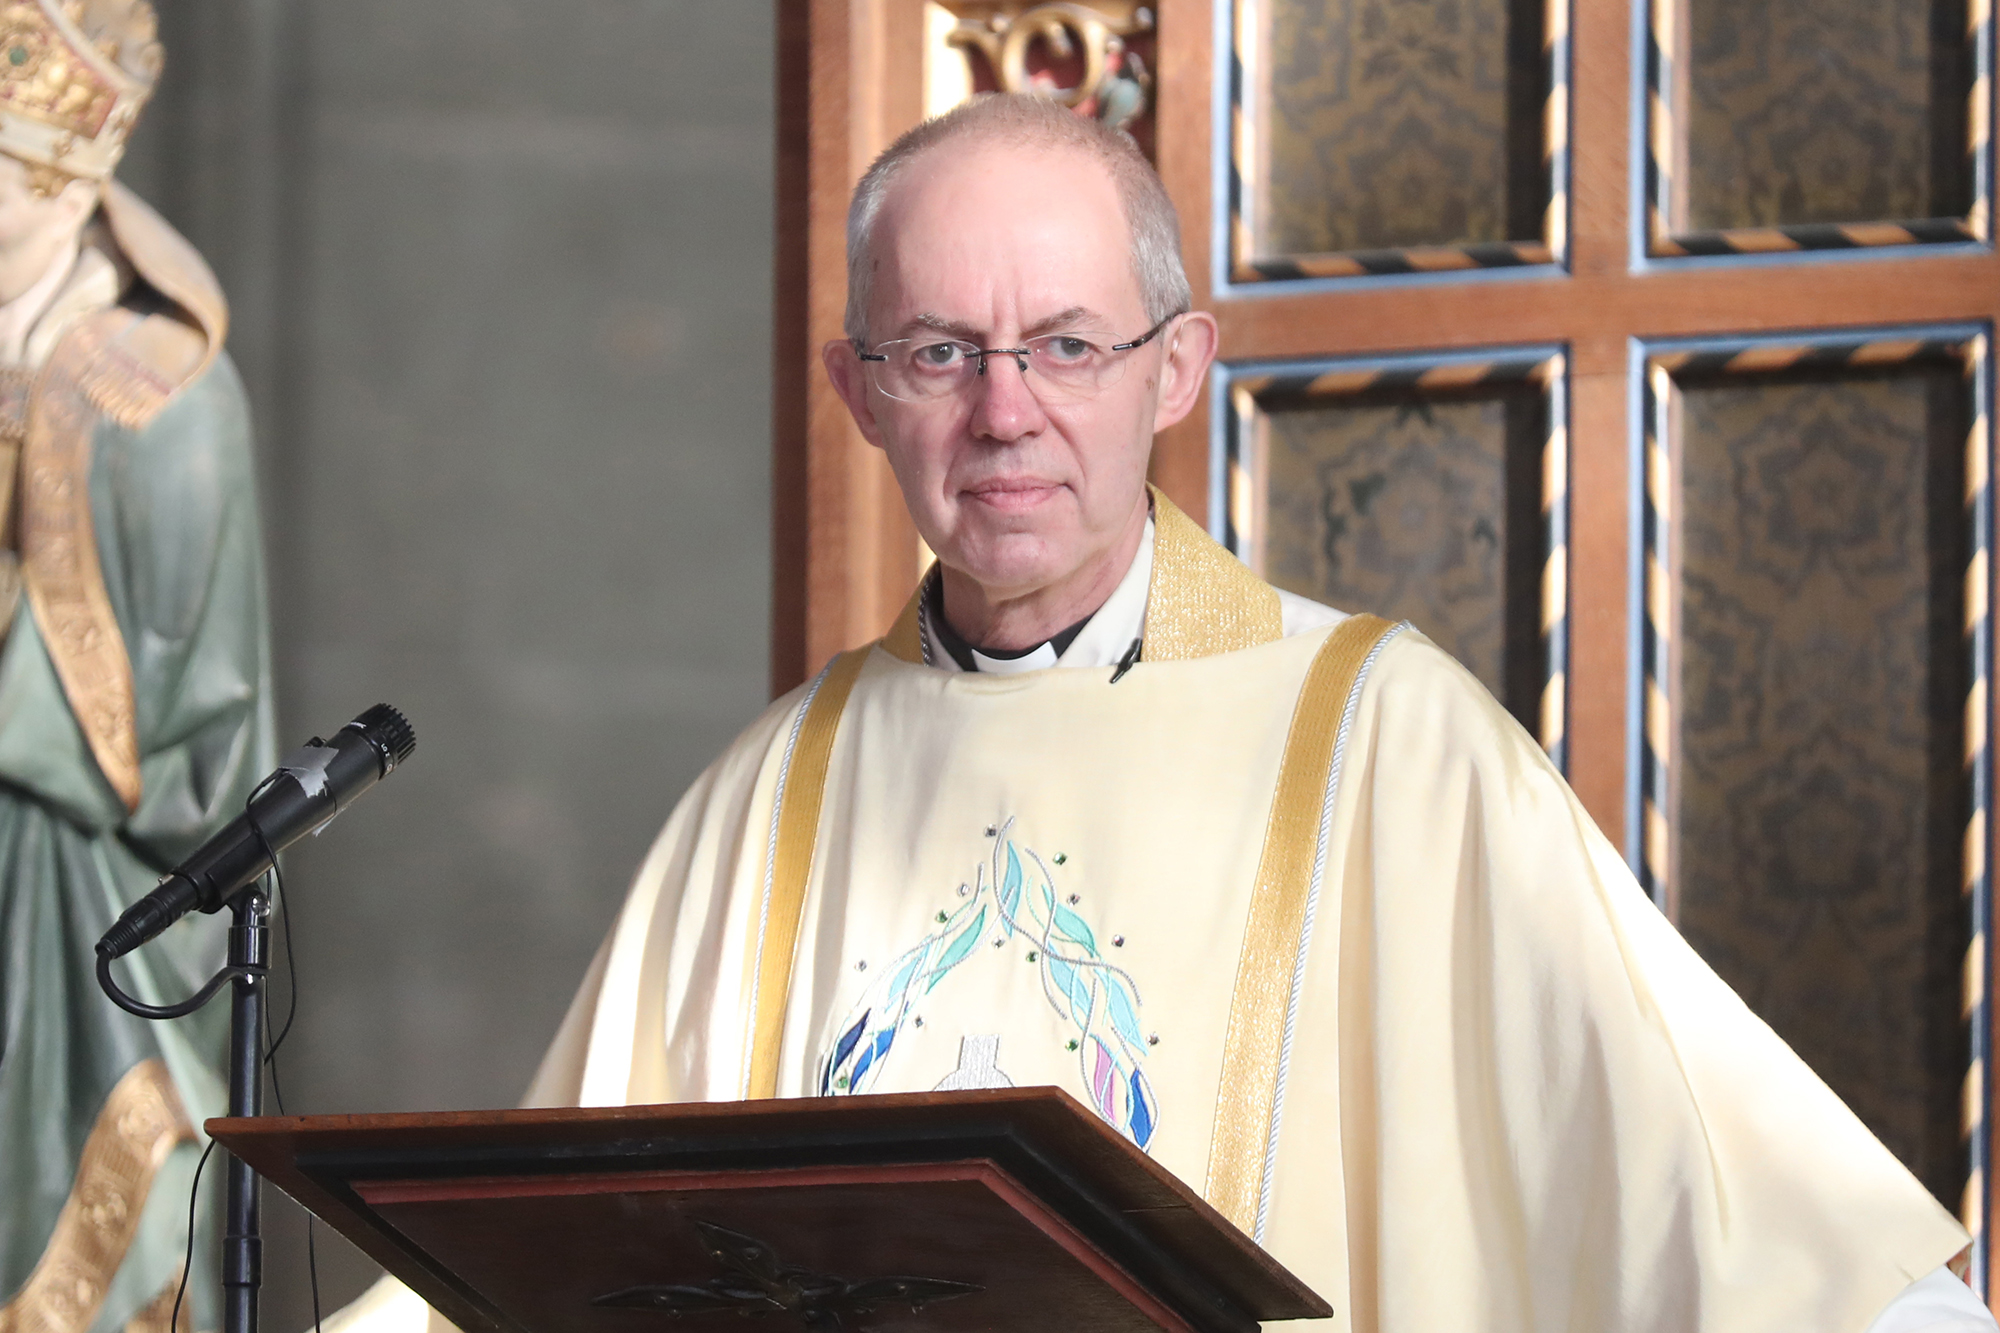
left=1054, top=853, right=1066, bottom=865
left=835, top=1076, right=849, bottom=1089
left=935, top=910, right=947, bottom=923
left=1065, top=1039, right=1079, bottom=1051
left=1026, top=950, right=1038, bottom=962
left=8, top=48, right=27, bottom=66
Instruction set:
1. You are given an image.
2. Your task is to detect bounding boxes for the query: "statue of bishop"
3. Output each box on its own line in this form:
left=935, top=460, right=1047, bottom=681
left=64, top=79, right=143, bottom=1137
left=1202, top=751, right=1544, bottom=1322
left=0, top=4, right=276, bottom=1333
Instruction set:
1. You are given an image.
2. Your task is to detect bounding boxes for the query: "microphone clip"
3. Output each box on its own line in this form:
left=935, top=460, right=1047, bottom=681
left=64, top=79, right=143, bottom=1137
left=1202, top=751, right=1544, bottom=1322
left=98, top=885, right=271, bottom=1021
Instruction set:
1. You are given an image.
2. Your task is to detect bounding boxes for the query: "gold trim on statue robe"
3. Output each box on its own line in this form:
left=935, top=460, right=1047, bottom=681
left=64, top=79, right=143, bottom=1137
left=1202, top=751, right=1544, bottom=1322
left=0, top=1061, right=194, bottom=1333
left=9, top=183, right=229, bottom=810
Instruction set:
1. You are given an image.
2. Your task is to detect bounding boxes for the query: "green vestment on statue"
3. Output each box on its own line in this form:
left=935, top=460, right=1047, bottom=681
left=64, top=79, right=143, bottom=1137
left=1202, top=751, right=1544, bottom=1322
left=0, top=188, right=275, bottom=1333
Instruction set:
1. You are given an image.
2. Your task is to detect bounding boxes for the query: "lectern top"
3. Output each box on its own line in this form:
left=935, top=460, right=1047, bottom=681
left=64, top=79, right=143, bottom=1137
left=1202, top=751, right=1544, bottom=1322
left=209, top=1087, right=1331, bottom=1333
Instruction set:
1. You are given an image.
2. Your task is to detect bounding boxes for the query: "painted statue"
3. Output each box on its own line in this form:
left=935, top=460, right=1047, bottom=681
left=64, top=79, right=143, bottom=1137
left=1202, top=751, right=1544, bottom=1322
left=0, top=4, right=276, bottom=1333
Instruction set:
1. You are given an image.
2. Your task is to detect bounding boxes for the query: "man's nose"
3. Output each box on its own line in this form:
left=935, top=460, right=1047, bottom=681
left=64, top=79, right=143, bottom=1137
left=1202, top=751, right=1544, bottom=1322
left=968, top=351, right=1047, bottom=442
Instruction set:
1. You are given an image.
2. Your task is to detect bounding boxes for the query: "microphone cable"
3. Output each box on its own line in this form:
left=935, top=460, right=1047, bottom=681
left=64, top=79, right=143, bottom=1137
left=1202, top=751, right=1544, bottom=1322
left=167, top=1139, right=216, bottom=1333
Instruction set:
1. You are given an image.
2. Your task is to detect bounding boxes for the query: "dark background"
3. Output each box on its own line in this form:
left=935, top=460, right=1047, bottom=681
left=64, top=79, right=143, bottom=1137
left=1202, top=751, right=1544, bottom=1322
left=115, top=4, right=777, bottom=1325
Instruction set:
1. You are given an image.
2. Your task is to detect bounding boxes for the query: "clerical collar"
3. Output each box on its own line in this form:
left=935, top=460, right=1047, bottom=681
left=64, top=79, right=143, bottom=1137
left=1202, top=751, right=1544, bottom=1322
left=917, top=516, right=1156, bottom=675
left=922, top=572, right=1092, bottom=674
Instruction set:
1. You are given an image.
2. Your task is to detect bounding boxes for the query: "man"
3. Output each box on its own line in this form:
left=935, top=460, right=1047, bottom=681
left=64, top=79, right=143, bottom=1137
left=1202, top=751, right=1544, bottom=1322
left=348, top=94, right=1987, bottom=1332
left=0, top=4, right=276, bottom=1332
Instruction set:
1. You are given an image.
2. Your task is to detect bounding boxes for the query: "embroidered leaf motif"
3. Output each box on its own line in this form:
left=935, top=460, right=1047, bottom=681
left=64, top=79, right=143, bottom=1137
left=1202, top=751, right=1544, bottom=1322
left=1089, top=1038, right=1116, bottom=1115
left=1051, top=901, right=1097, bottom=953
left=1105, top=979, right=1144, bottom=1048
left=930, top=904, right=987, bottom=983
left=889, top=953, right=922, bottom=1000
left=998, top=845, right=1025, bottom=933
left=831, top=1010, right=869, bottom=1071
left=1045, top=953, right=1093, bottom=1022
left=852, top=1028, right=894, bottom=1084
left=815, top=818, right=1158, bottom=1152
left=1128, top=1069, right=1157, bottom=1149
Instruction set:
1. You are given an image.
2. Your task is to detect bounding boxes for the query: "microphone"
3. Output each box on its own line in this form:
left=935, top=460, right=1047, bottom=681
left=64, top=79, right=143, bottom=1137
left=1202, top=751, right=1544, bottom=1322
left=96, top=704, right=415, bottom=961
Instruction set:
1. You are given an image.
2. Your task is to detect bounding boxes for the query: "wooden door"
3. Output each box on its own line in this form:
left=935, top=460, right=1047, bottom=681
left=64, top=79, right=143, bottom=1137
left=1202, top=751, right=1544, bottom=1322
left=773, top=0, right=2000, bottom=1297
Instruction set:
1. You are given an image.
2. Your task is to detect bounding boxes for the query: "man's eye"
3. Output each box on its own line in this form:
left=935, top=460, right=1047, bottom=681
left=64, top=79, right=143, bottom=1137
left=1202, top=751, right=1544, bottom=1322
left=1044, top=336, right=1097, bottom=362
left=912, top=343, right=965, bottom=369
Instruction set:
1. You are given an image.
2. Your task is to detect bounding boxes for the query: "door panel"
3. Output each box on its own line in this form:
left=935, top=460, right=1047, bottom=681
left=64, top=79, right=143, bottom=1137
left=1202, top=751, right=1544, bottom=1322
left=1639, top=334, right=1987, bottom=1217
left=1648, top=0, right=1985, bottom=252
left=1220, top=348, right=1566, bottom=750
left=1230, top=0, right=1562, bottom=277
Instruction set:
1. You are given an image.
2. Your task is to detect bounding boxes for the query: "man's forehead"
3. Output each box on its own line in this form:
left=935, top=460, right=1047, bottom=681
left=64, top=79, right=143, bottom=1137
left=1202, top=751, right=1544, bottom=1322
left=870, top=139, right=1141, bottom=323
left=880, top=137, right=1124, bottom=234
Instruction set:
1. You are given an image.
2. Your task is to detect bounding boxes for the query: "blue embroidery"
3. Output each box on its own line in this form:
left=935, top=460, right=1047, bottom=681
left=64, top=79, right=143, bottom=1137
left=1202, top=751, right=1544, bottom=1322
left=817, top=819, right=1159, bottom=1150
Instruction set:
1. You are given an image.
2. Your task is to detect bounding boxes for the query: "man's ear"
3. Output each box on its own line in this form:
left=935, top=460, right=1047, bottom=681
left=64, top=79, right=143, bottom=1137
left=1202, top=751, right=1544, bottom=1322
left=1151, top=312, right=1219, bottom=434
left=823, top=339, right=887, bottom=449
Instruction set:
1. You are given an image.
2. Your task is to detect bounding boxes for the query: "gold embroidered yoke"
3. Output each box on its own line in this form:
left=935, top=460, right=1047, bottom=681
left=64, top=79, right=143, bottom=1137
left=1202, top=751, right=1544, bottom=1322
left=510, top=495, right=1962, bottom=1333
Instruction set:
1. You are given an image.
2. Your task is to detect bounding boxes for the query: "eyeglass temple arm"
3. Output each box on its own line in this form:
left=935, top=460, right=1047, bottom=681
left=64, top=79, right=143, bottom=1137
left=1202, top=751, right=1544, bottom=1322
left=1112, top=312, right=1187, bottom=352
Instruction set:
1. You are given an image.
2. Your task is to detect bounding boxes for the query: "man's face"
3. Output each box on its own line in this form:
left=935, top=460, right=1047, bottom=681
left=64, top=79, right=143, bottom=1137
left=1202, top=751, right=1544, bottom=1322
left=826, top=142, right=1211, bottom=603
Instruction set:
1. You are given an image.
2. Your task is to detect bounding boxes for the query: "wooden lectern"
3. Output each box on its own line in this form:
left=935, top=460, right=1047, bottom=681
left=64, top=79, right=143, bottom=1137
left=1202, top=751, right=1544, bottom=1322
left=210, top=1088, right=1331, bottom=1333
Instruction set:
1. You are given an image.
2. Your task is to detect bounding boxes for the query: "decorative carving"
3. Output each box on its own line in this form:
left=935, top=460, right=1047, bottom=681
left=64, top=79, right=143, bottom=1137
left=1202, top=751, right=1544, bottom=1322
left=592, top=1219, right=983, bottom=1328
left=942, top=3, right=1155, bottom=133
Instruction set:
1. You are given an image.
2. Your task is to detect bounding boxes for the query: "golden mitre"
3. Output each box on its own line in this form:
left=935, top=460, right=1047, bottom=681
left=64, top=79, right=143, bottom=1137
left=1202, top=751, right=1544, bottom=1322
left=0, top=0, right=159, bottom=184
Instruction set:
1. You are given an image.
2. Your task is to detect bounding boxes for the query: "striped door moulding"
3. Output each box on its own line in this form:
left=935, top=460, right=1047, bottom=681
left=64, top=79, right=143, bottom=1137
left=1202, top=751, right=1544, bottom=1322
left=1632, top=324, right=1995, bottom=1285
left=1219, top=0, right=1571, bottom=285
left=1641, top=0, right=1993, bottom=259
left=1212, top=346, right=1571, bottom=769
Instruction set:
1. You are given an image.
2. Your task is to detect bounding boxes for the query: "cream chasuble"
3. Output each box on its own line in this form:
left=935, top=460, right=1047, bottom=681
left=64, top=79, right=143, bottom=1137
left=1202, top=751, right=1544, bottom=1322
left=349, top=494, right=1969, bottom=1333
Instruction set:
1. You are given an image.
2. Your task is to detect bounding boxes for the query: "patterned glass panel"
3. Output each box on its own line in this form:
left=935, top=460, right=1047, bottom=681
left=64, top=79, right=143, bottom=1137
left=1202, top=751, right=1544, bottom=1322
left=1246, top=0, right=1547, bottom=257
left=1671, top=365, right=1971, bottom=1209
left=1253, top=385, right=1547, bottom=727
left=1678, top=0, right=1974, bottom=231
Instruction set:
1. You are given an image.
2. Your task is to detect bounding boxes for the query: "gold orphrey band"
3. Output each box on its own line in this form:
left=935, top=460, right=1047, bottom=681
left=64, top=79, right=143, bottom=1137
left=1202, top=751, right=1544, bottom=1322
left=1204, top=612, right=1398, bottom=1234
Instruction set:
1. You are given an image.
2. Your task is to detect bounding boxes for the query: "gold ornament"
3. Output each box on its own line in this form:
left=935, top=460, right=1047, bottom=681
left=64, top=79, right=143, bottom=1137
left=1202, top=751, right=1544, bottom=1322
left=943, top=3, right=1155, bottom=132
left=0, top=0, right=158, bottom=182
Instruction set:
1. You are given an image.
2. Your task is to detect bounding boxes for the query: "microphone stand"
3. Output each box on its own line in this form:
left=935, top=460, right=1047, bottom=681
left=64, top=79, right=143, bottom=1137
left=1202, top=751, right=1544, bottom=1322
left=98, top=886, right=271, bottom=1333
left=222, top=890, right=270, bottom=1333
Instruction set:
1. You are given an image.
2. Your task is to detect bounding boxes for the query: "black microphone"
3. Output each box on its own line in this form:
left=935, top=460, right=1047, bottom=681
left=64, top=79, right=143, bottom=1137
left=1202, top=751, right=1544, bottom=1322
left=96, top=704, right=415, bottom=961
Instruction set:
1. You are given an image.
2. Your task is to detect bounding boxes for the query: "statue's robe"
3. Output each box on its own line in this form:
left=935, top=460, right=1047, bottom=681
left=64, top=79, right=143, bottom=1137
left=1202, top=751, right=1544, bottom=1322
left=355, top=495, right=1968, bottom=1333
left=0, top=185, right=275, bottom=1333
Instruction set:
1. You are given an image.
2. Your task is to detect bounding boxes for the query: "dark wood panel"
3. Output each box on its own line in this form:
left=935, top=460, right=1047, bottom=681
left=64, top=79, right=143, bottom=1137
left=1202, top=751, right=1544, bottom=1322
left=1664, top=358, right=1974, bottom=1211
left=1678, top=0, right=1973, bottom=232
left=1243, top=0, right=1546, bottom=257
left=1231, top=373, right=1555, bottom=737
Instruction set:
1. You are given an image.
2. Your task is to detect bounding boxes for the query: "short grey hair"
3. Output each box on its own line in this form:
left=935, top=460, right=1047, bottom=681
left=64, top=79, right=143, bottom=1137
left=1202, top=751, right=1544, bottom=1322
left=843, top=93, right=1192, bottom=344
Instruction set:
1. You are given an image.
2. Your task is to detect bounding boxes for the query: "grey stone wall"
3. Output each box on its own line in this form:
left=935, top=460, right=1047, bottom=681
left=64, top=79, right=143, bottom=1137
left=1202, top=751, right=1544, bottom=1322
left=118, top=4, right=776, bottom=1326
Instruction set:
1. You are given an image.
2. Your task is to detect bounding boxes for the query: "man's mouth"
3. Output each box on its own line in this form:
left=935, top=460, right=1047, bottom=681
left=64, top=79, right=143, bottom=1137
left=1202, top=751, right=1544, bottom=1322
left=963, top=478, right=1062, bottom=513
